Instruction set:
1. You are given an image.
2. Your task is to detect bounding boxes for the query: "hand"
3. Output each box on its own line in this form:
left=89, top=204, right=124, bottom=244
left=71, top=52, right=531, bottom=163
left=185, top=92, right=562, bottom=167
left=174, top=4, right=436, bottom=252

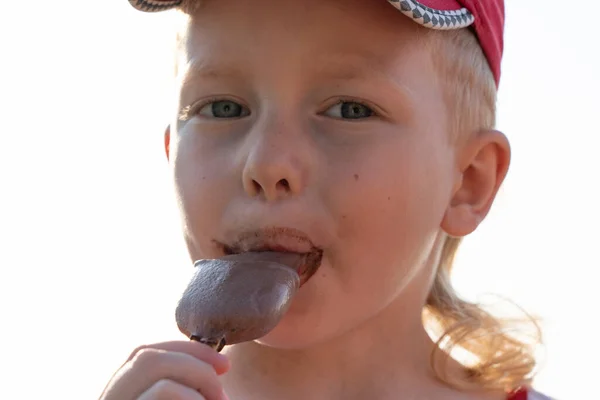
left=99, top=341, right=230, bottom=400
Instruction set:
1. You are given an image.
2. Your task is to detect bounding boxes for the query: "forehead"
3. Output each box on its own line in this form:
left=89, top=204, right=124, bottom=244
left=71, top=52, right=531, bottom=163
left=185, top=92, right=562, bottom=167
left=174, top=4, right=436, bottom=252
left=176, top=0, right=429, bottom=72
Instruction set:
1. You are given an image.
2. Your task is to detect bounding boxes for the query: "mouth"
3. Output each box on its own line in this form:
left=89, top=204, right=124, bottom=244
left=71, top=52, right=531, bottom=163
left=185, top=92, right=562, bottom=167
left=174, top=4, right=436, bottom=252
left=219, top=227, right=323, bottom=287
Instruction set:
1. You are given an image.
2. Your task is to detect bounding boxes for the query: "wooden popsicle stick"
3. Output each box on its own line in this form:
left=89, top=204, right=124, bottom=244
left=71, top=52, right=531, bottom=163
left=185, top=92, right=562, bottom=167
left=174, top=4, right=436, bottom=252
left=190, top=335, right=226, bottom=352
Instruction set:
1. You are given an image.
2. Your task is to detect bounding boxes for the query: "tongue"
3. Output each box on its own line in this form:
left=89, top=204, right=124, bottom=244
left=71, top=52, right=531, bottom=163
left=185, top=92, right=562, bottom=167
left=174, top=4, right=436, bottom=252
left=175, top=252, right=302, bottom=351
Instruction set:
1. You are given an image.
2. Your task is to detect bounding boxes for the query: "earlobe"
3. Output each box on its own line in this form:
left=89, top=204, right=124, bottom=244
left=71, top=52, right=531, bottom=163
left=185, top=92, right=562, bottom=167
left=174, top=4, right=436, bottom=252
left=441, top=130, right=511, bottom=238
left=164, top=125, right=171, bottom=161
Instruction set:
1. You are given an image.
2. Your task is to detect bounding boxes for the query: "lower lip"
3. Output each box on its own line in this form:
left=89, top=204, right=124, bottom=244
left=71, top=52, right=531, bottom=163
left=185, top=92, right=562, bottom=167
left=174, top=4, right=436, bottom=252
left=298, top=265, right=310, bottom=287
left=297, top=255, right=322, bottom=287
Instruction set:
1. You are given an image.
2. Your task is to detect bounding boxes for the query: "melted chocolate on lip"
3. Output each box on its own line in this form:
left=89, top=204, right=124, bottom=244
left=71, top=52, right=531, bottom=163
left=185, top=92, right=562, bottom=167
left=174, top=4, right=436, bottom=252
left=297, top=250, right=323, bottom=286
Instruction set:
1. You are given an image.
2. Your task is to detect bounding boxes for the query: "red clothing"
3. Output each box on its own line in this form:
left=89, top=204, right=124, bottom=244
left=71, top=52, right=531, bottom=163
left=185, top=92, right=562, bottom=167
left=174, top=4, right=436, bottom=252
left=507, top=387, right=552, bottom=400
left=508, top=388, right=528, bottom=400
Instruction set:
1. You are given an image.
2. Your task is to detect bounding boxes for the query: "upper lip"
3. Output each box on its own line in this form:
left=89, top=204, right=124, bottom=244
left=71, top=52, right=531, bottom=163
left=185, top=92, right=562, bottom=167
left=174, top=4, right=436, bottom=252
left=221, top=226, right=320, bottom=255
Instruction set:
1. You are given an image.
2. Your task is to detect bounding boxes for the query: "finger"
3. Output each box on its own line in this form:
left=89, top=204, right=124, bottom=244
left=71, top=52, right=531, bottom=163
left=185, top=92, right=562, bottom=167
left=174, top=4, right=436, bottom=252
left=127, top=341, right=230, bottom=375
left=137, top=379, right=206, bottom=400
left=107, top=349, right=225, bottom=400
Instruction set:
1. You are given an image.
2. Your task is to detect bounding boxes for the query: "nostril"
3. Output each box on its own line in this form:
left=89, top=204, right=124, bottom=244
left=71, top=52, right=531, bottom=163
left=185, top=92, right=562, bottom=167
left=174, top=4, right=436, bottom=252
left=248, top=178, right=291, bottom=198
left=278, top=179, right=290, bottom=191
left=251, top=179, right=262, bottom=194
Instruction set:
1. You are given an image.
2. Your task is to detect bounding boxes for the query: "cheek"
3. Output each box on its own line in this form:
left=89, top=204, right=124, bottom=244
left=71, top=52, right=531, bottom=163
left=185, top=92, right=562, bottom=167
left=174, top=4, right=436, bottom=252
left=170, top=129, right=236, bottom=258
left=326, top=136, right=453, bottom=291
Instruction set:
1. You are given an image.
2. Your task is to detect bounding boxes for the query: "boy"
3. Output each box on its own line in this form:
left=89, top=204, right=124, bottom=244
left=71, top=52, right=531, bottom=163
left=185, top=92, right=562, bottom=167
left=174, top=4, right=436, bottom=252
left=100, top=0, right=549, bottom=398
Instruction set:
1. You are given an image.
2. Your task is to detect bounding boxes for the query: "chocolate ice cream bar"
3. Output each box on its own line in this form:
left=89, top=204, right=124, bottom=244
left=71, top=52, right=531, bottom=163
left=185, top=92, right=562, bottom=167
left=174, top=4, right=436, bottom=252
left=175, top=252, right=303, bottom=351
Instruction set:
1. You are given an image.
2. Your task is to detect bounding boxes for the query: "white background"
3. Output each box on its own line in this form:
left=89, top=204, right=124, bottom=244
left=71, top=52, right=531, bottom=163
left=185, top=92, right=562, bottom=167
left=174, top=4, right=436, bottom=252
left=0, top=1, right=598, bottom=398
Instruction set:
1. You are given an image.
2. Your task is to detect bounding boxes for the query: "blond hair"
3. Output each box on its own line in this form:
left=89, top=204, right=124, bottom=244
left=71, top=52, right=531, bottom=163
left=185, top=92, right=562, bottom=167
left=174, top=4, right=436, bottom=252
left=423, top=28, right=541, bottom=391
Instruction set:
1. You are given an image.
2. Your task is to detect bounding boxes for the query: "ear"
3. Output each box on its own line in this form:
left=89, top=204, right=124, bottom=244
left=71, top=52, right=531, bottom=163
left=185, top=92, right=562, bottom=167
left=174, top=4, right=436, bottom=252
left=164, top=125, right=171, bottom=161
left=441, top=130, right=511, bottom=238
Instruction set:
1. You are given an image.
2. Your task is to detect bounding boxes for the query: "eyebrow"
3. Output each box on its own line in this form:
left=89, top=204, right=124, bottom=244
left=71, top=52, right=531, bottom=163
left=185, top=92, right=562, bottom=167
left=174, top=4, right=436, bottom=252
left=178, top=59, right=246, bottom=86
left=179, top=50, right=391, bottom=82
left=311, top=52, right=417, bottom=99
left=178, top=50, right=416, bottom=105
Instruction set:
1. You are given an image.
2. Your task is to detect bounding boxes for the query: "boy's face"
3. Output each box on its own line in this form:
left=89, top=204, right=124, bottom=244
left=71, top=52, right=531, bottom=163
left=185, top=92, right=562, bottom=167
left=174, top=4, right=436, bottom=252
left=168, top=0, right=462, bottom=347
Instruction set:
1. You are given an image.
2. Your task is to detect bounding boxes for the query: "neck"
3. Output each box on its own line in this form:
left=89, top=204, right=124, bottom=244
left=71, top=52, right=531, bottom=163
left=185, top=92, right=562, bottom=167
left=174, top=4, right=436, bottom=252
left=222, top=290, right=448, bottom=400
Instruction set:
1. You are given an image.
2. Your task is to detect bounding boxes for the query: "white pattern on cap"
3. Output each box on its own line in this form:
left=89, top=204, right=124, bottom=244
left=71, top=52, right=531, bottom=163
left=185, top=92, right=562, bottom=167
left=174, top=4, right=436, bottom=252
left=128, top=0, right=183, bottom=12
left=386, top=0, right=474, bottom=30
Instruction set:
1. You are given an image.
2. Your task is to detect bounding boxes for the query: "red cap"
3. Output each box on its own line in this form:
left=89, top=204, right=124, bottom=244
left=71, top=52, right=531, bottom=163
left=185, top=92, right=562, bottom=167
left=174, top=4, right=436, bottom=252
left=129, top=0, right=505, bottom=85
left=387, top=1, right=505, bottom=86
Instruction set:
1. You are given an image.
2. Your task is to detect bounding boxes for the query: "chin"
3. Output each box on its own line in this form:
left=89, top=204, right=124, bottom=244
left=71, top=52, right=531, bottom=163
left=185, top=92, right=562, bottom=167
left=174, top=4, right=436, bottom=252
left=253, top=306, right=365, bottom=351
left=251, top=311, right=339, bottom=350
left=253, top=327, right=328, bottom=350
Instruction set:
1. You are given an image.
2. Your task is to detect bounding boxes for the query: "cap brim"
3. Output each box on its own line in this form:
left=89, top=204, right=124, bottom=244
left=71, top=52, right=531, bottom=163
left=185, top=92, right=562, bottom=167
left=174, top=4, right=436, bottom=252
left=406, top=0, right=464, bottom=12
left=388, top=0, right=474, bottom=30
left=128, top=0, right=183, bottom=12
left=129, top=0, right=473, bottom=29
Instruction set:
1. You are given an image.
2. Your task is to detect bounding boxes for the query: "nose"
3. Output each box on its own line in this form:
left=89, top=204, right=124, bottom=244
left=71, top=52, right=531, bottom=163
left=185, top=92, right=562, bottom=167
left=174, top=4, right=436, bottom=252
left=242, top=123, right=310, bottom=202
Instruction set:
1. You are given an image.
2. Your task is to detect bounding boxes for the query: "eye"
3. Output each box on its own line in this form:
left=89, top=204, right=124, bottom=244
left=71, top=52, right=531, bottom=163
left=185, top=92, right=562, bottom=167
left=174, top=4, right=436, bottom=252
left=197, top=100, right=250, bottom=119
left=323, top=101, right=374, bottom=120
